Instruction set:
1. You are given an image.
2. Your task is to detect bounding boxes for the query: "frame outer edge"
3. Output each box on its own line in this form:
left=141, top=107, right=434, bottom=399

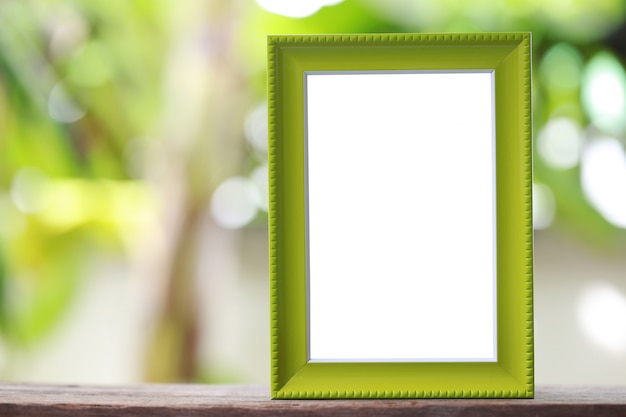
left=266, top=32, right=529, bottom=46
left=267, top=35, right=280, bottom=398
left=521, top=33, right=535, bottom=397
left=270, top=32, right=534, bottom=399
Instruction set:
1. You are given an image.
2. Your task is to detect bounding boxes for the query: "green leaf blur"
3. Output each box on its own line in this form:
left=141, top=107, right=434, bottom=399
left=0, top=0, right=625, bottom=382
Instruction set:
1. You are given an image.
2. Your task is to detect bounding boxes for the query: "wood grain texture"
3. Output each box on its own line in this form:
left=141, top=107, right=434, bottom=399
left=0, top=385, right=625, bottom=416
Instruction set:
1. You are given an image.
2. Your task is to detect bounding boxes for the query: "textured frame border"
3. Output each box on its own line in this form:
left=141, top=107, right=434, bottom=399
left=268, top=33, right=533, bottom=399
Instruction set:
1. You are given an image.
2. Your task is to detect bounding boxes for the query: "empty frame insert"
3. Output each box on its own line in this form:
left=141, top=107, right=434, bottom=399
left=306, top=71, right=496, bottom=362
left=269, top=33, right=533, bottom=399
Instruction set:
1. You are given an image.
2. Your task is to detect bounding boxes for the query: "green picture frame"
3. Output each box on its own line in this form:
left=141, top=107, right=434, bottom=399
left=268, top=33, right=533, bottom=399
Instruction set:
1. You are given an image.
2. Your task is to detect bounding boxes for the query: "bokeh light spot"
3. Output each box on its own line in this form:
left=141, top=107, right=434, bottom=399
left=48, top=82, right=86, bottom=123
left=537, top=117, right=583, bottom=170
left=39, top=180, right=89, bottom=229
left=256, top=0, right=343, bottom=18
left=250, top=164, right=268, bottom=212
left=244, top=103, right=268, bottom=153
left=578, top=283, right=626, bottom=354
left=539, top=43, right=583, bottom=93
left=532, top=182, right=556, bottom=230
left=211, top=177, right=260, bottom=229
left=581, top=51, right=626, bottom=135
left=47, top=6, right=88, bottom=59
left=581, top=138, right=626, bottom=228
left=67, top=41, right=113, bottom=87
left=11, top=167, right=48, bottom=214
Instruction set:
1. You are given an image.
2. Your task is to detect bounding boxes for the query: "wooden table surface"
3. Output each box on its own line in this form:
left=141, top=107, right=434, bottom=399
left=0, top=384, right=625, bottom=416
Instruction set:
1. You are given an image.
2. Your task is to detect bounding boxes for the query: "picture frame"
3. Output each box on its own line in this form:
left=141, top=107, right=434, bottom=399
left=268, top=33, right=533, bottom=399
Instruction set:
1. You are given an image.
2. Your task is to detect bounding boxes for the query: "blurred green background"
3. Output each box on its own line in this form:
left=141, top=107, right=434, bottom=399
left=0, top=0, right=625, bottom=385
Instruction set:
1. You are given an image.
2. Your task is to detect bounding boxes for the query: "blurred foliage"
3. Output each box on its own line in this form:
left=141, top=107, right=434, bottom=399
left=0, top=0, right=182, bottom=374
left=0, top=0, right=625, bottom=382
